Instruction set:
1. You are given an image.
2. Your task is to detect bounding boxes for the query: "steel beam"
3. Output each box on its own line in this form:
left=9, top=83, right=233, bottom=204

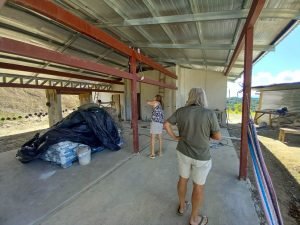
left=130, top=56, right=139, bottom=153
left=11, top=0, right=177, bottom=79
left=0, top=73, right=122, bottom=91
left=239, top=26, right=254, bottom=180
left=0, top=40, right=176, bottom=90
left=225, top=0, right=265, bottom=76
left=0, top=83, right=123, bottom=93
left=98, top=9, right=299, bottom=27
left=0, top=0, right=6, bottom=9
left=134, top=43, right=274, bottom=51
left=138, top=76, right=177, bottom=89
left=0, top=62, right=124, bottom=85
left=0, top=37, right=132, bottom=80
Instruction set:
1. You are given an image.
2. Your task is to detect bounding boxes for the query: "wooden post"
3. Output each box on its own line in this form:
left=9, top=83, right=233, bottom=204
left=45, top=89, right=62, bottom=127
left=79, top=92, right=92, bottom=105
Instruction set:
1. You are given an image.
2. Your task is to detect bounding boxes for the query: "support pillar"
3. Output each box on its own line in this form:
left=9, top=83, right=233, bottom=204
left=239, top=26, right=254, bottom=180
left=0, top=0, right=7, bottom=9
left=124, top=79, right=132, bottom=121
left=79, top=92, right=92, bottom=105
left=130, top=55, right=139, bottom=153
left=45, top=89, right=62, bottom=127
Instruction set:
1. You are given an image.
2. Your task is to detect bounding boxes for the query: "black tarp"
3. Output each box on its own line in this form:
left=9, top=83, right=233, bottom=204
left=16, top=105, right=121, bottom=163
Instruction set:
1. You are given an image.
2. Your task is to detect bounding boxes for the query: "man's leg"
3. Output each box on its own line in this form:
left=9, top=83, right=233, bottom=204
left=177, top=176, right=188, bottom=213
left=190, top=183, right=205, bottom=225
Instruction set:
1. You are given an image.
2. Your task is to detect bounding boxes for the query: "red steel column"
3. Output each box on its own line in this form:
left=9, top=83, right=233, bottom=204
left=0, top=0, right=7, bottom=9
left=239, top=26, right=254, bottom=180
left=130, top=54, right=139, bottom=153
left=225, top=0, right=265, bottom=76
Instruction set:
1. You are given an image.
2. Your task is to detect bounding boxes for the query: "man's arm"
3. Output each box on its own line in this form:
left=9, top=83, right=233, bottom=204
left=164, top=121, right=181, bottom=141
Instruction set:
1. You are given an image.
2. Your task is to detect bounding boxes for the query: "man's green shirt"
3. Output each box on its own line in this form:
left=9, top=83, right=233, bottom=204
left=167, top=105, right=220, bottom=160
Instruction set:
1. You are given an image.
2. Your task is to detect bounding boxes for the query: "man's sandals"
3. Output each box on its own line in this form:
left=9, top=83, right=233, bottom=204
left=176, top=201, right=190, bottom=216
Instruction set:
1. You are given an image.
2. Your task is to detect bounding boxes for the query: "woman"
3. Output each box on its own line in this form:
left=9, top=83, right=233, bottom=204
left=147, top=95, right=164, bottom=159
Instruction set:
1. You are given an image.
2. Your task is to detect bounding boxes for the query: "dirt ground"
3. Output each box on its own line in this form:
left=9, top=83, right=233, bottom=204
left=227, top=114, right=300, bottom=225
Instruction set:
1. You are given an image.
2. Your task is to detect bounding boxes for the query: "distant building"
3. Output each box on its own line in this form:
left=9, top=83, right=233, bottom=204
left=252, top=82, right=300, bottom=127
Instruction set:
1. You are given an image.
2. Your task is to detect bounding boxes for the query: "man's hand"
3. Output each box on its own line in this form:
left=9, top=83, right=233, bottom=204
left=210, top=131, right=221, bottom=140
left=164, top=121, right=180, bottom=141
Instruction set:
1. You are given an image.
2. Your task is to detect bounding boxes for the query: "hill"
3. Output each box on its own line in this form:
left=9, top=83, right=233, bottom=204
left=227, top=97, right=259, bottom=113
left=0, top=88, right=79, bottom=119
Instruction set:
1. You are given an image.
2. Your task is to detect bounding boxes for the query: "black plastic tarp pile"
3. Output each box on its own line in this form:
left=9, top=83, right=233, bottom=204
left=16, top=105, right=121, bottom=163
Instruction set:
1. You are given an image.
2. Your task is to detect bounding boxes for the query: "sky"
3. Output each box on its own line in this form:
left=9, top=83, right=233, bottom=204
left=227, top=24, right=300, bottom=97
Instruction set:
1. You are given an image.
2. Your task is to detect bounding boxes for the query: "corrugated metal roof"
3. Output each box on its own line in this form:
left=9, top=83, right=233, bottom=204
left=253, top=82, right=300, bottom=91
left=0, top=0, right=299, bottom=84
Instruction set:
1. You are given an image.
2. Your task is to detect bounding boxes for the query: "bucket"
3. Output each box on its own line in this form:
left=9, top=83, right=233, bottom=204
left=77, top=146, right=91, bottom=166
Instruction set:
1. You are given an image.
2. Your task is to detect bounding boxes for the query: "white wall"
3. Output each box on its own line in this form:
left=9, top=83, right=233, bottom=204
left=92, top=84, right=126, bottom=120
left=176, top=66, right=227, bottom=111
left=140, top=71, right=159, bottom=121
left=123, top=66, right=226, bottom=122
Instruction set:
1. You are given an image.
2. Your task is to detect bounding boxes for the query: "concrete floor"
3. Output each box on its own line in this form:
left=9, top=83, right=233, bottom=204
left=0, top=122, right=260, bottom=225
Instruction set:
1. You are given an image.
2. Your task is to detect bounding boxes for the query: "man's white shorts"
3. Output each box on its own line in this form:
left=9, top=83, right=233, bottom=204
left=177, top=151, right=212, bottom=185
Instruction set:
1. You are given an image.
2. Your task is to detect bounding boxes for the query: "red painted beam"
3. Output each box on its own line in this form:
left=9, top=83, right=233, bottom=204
left=0, top=62, right=124, bottom=85
left=0, top=82, right=124, bottom=93
left=225, top=0, right=265, bottom=76
left=0, top=38, right=175, bottom=89
left=138, top=76, right=177, bottom=89
left=0, top=0, right=7, bottom=9
left=0, top=37, right=132, bottom=80
left=130, top=56, right=139, bottom=153
left=11, top=0, right=177, bottom=79
left=239, top=26, right=254, bottom=180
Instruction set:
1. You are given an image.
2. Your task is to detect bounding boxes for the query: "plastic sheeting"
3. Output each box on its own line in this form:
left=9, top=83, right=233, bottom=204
left=16, top=105, right=121, bottom=163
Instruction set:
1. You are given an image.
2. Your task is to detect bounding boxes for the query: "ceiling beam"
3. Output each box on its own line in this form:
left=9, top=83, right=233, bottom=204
left=11, top=0, right=177, bottom=79
left=0, top=62, right=124, bottom=85
left=102, top=0, right=173, bottom=64
left=97, top=9, right=300, bottom=27
left=188, top=0, right=207, bottom=66
left=224, top=0, right=265, bottom=76
left=135, top=43, right=274, bottom=51
left=0, top=83, right=123, bottom=93
left=0, top=73, right=113, bottom=90
left=138, top=76, right=177, bottom=89
left=154, top=58, right=244, bottom=68
left=0, top=37, right=133, bottom=79
left=0, top=38, right=176, bottom=89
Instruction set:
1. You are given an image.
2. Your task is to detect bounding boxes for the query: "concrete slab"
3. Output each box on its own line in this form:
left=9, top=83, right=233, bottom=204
left=0, top=126, right=260, bottom=225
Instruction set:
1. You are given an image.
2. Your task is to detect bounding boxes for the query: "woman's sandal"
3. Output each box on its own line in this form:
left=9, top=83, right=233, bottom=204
left=176, top=201, right=190, bottom=216
left=189, top=215, right=208, bottom=225
left=149, top=154, right=156, bottom=159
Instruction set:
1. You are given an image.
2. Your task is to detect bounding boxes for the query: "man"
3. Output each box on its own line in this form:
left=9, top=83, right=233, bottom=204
left=164, top=88, right=221, bottom=225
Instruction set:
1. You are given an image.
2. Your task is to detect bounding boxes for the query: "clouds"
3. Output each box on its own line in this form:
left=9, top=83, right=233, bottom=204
left=227, top=70, right=300, bottom=97
left=253, top=70, right=300, bottom=86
